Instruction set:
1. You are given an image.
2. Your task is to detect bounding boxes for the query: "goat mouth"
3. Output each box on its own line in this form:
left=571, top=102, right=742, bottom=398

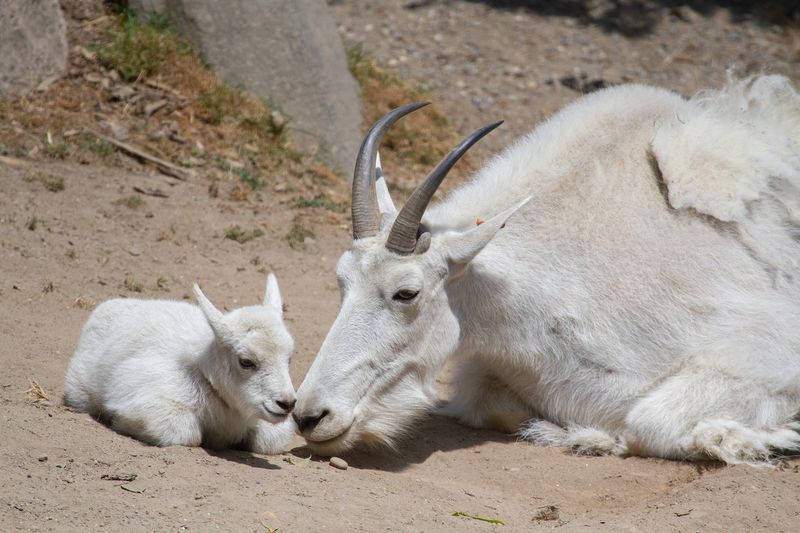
left=303, top=425, right=355, bottom=455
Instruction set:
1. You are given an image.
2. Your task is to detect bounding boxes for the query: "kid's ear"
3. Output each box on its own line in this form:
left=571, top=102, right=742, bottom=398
left=263, top=273, right=283, bottom=317
left=441, top=197, right=531, bottom=267
left=193, top=284, right=231, bottom=341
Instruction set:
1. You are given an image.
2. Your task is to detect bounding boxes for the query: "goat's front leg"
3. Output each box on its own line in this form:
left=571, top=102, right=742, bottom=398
left=436, top=354, right=532, bottom=433
left=245, top=418, right=296, bottom=455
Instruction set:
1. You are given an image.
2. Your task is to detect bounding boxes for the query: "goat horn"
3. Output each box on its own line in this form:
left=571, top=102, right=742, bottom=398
left=352, top=102, right=430, bottom=239
left=386, top=120, right=503, bottom=254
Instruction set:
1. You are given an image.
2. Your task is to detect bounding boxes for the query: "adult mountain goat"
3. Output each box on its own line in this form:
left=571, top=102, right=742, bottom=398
left=294, top=75, right=800, bottom=464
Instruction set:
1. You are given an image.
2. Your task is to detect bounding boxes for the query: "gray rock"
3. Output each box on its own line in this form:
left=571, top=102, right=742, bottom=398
left=100, top=120, right=129, bottom=142
left=128, top=0, right=362, bottom=173
left=0, top=0, right=68, bottom=96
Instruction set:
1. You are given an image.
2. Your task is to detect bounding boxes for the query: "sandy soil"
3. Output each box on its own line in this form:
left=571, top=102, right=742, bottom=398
left=3, top=157, right=799, bottom=532
left=2, top=1, right=800, bottom=531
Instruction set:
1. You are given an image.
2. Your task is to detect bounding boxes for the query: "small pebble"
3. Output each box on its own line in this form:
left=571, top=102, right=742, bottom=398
left=329, top=457, right=348, bottom=470
left=269, top=111, right=287, bottom=131
left=38, top=455, right=48, bottom=462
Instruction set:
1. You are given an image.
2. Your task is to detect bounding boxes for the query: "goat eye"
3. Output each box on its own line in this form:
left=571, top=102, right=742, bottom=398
left=392, top=289, right=420, bottom=302
left=238, top=358, right=256, bottom=369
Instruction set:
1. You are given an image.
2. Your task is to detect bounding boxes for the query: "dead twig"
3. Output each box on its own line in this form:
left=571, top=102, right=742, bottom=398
left=101, top=473, right=137, bottom=482
left=84, top=129, right=195, bottom=181
left=80, top=15, right=112, bottom=30
left=143, top=79, right=186, bottom=100
left=133, top=186, right=169, bottom=198
left=0, top=155, right=27, bottom=168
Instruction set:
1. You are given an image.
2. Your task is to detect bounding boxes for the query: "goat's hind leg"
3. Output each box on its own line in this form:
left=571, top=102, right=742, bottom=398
left=624, top=367, right=800, bottom=464
left=518, top=419, right=627, bottom=456
left=111, top=406, right=202, bottom=448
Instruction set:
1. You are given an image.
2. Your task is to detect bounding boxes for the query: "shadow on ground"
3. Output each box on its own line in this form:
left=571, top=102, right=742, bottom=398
left=406, top=1, right=800, bottom=38
left=205, top=449, right=282, bottom=470
left=289, top=414, right=515, bottom=472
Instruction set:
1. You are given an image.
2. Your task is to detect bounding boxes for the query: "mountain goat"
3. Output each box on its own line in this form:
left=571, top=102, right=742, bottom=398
left=64, top=274, right=296, bottom=454
left=294, top=75, right=800, bottom=464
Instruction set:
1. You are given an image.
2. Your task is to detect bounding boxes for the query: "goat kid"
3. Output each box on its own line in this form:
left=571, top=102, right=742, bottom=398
left=64, top=273, right=296, bottom=454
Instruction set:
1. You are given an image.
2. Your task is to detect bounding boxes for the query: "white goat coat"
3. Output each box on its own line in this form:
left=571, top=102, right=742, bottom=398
left=431, top=76, right=800, bottom=462
left=64, top=298, right=294, bottom=453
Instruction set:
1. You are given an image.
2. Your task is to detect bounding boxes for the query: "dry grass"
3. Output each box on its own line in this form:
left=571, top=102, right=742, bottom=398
left=74, top=296, right=97, bottom=311
left=347, top=45, right=476, bottom=195
left=25, top=379, right=50, bottom=404
left=0, top=4, right=471, bottom=237
left=532, top=505, right=560, bottom=521
left=0, top=8, right=306, bottom=191
left=123, top=275, right=144, bottom=293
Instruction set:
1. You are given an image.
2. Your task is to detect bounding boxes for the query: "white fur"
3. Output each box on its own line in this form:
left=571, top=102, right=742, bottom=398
left=295, top=76, right=800, bottom=464
left=64, top=274, right=296, bottom=454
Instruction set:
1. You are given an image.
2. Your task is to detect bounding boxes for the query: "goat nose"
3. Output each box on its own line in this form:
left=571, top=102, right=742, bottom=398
left=292, top=409, right=329, bottom=433
left=276, top=398, right=296, bottom=413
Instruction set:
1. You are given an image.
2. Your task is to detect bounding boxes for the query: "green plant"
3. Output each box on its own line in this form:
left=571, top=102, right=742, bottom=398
left=80, top=136, right=117, bottom=159
left=142, top=10, right=172, bottom=32
left=124, top=275, right=144, bottom=293
left=26, top=215, right=38, bottom=231
left=41, top=175, right=65, bottom=192
left=235, top=167, right=266, bottom=191
left=98, top=12, right=189, bottom=82
left=43, top=132, right=69, bottom=159
left=285, top=221, right=314, bottom=250
left=114, top=195, right=145, bottom=209
left=294, top=193, right=347, bottom=213
left=196, top=83, right=246, bottom=125
left=225, top=225, right=264, bottom=244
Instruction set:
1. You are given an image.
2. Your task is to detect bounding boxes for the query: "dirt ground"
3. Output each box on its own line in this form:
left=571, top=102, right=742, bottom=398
left=2, top=1, right=800, bottom=531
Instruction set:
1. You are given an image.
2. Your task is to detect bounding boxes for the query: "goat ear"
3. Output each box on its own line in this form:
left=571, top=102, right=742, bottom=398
left=263, top=272, right=283, bottom=317
left=375, top=151, right=397, bottom=216
left=193, top=284, right=231, bottom=341
left=442, top=196, right=531, bottom=267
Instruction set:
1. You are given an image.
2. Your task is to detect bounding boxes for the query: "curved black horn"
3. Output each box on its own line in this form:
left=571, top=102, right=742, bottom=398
left=352, top=102, right=430, bottom=239
left=386, top=121, right=503, bottom=254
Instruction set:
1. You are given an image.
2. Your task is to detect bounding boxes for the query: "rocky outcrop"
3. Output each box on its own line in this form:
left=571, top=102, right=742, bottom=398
left=129, top=0, right=362, bottom=173
left=0, top=1, right=68, bottom=95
